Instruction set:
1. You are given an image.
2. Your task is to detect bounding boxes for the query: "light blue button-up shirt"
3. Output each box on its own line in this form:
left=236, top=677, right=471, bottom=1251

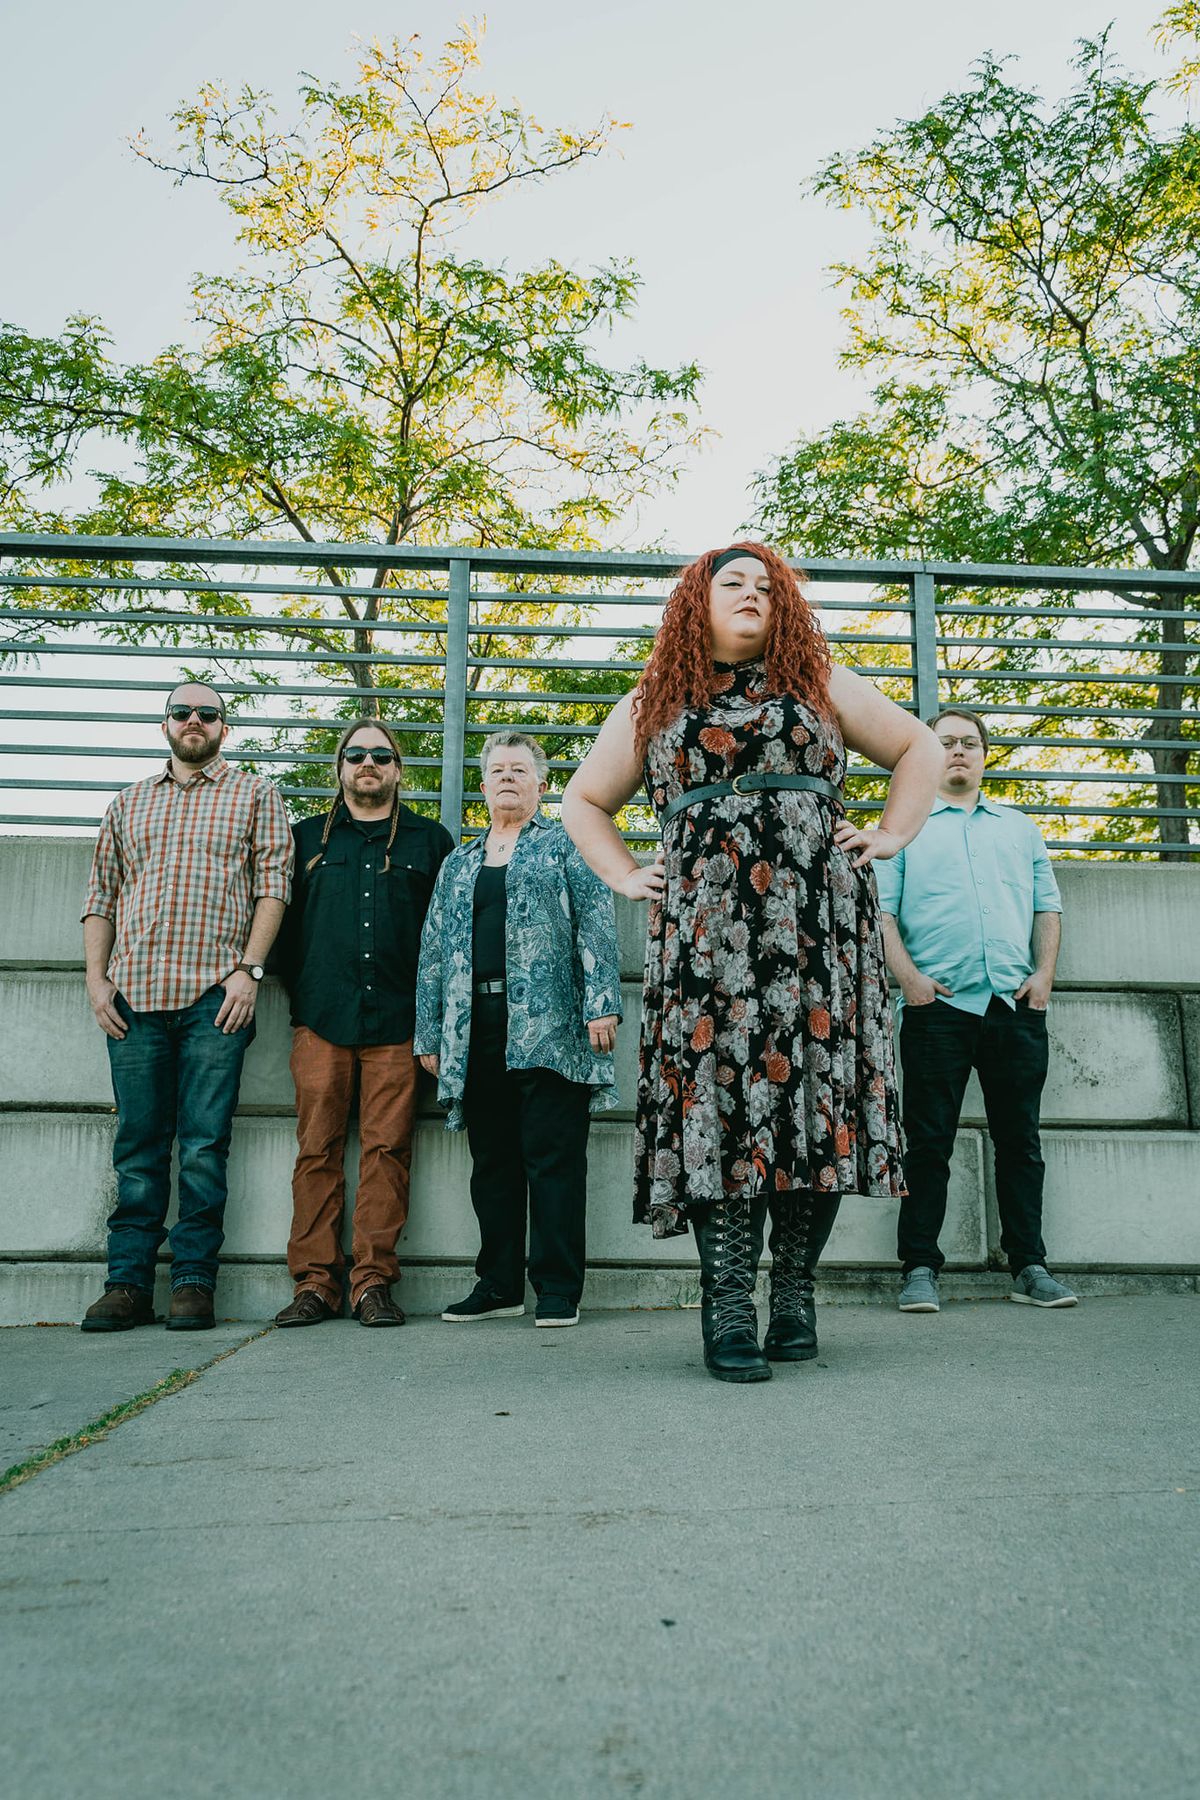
left=873, top=797, right=1062, bottom=1017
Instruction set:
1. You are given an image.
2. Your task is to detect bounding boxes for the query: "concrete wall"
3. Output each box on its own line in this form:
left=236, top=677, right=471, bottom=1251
left=2, top=839, right=1198, bottom=1320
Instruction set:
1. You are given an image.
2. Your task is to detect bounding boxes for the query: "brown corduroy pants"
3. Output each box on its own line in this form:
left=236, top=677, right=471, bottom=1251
left=287, top=1027, right=417, bottom=1310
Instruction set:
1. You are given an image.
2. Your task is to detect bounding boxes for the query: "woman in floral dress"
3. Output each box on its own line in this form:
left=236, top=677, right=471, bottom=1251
left=562, top=543, right=942, bottom=1382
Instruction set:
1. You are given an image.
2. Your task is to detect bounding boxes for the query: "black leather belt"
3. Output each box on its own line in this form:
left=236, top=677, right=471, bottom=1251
left=474, top=979, right=507, bottom=996
left=660, top=771, right=844, bottom=829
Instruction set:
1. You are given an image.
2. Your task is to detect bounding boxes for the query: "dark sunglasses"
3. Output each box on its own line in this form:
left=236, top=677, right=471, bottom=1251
left=166, top=705, right=224, bottom=724
left=342, top=747, right=398, bottom=766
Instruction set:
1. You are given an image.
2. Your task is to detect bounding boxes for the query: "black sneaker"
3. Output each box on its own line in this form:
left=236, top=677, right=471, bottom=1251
left=440, top=1284, right=525, bottom=1322
left=534, top=1295, right=580, bottom=1328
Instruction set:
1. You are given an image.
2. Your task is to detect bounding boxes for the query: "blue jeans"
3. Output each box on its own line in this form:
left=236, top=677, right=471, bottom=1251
left=105, top=986, right=254, bottom=1294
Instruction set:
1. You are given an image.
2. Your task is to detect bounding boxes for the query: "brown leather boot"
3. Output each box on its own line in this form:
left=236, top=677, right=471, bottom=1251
left=166, top=1285, right=216, bottom=1331
left=275, top=1290, right=338, bottom=1327
left=354, top=1286, right=406, bottom=1327
left=80, top=1286, right=156, bottom=1333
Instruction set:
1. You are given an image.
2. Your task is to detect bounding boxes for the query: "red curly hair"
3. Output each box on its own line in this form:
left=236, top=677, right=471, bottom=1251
left=631, top=541, right=831, bottom=760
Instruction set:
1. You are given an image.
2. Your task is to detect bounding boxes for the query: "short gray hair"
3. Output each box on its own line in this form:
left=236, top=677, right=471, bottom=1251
left=480, top=730, right=548, bottom=781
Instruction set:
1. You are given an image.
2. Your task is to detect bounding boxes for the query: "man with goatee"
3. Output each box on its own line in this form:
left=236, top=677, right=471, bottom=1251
left=80, top=681, right=293, bottom=1332
left=274, top=720, right=454, bottom=1328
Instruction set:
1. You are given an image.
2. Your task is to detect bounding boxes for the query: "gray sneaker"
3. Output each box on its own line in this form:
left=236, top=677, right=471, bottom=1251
left=1010, top=1265, right=1078, bottom=1307
left=899, top=1267, right=940, bottom=1312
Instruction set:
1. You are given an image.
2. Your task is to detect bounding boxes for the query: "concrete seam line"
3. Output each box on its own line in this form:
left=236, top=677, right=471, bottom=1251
left=0, top=1325, right=274, bottom=1499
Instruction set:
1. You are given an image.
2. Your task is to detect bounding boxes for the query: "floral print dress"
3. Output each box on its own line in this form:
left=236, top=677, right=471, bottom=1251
left=635, top=657, right=904, bottom=1238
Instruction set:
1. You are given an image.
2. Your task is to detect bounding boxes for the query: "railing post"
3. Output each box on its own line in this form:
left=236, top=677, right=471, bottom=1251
left=441, top=552, right=470, bottom=842
left=911, top=568, right=939, bottom=721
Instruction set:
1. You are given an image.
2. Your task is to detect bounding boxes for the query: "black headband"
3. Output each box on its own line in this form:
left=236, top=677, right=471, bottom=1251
left=711, top=547, right=766, bottom=575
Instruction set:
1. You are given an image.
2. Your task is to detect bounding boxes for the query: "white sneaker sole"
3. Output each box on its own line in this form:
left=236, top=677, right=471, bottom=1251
left=898, top=1300, right=939, bottom=1312
left=534, top=1314, right=579, bottom=1328
left=440, top=1304, right=525, bottom=1322
left=1009, top=1293, right=1078, bottom=1307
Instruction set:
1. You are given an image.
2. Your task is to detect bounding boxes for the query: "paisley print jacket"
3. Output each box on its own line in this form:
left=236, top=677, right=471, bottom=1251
left=414, top=811, right=622, bottom=1130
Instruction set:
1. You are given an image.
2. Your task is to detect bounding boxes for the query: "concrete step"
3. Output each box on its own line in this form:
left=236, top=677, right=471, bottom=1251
left=3, top=968, right=1191, bottom=1128
left=2, top=1258, right=1195, bottom=1327
left=1023, top=1131, right=1200, bottom=1266
left=0, top=1109, right=985, bottom=1271
left=5, top=837, right=1200, bottom=989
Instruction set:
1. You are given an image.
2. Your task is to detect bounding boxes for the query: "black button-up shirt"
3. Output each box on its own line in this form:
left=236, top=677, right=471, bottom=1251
left=277, top=803, right=454, bottom=1047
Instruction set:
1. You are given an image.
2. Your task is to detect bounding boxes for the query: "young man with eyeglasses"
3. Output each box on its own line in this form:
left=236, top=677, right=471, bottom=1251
left=273, top=720, right=454, bottom=1328
left=80, top=681, right=294, bottom=1331
left=874, top=709, right=1077, bottom=1313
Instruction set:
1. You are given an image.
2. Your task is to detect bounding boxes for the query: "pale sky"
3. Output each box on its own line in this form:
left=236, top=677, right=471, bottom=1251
left=0, top=0, right=1177, bottom=549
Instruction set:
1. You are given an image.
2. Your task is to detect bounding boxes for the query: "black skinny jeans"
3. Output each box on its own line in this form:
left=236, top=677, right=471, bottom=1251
left=462, top=995, right=591, bottom=1304
left=898, top=996, right=1050, bottom=1278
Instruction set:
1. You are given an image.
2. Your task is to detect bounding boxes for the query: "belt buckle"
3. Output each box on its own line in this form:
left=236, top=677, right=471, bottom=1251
left=730, top=773, right=753, bottom=796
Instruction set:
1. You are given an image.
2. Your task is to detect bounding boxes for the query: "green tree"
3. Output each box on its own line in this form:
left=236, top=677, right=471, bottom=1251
left=0, top=25, right=701, bottom=764
left=752, top=25, right=1199, bottom=853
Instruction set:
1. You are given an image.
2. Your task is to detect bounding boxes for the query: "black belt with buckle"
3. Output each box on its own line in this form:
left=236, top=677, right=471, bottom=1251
left=474, top=979, right=507, bottom=996
left=659, top=771, right=844, bottom=829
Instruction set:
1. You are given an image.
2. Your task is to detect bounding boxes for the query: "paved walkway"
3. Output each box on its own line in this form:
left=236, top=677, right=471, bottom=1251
left=2, top=1297, right=1197, bottom=1799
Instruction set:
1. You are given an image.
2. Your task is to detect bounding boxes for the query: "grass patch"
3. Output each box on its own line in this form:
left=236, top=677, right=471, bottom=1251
left=0, top=1327, right=271, bottom=1498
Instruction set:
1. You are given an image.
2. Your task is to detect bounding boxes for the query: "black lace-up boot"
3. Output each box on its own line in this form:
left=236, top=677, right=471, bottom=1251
left=691, top=1195, right=771, bottom=1383
left=764, top=1191, right=842, bottom=1361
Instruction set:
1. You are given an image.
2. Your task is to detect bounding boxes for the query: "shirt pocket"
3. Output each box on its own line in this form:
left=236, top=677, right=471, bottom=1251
left=310, top=849, right=348, bottom=892
left=387, top=860, right=435, bottom=926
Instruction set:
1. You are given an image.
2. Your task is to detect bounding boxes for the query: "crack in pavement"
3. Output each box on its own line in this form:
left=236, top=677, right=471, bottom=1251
left=0, top=1483, right=1191, bottom=1542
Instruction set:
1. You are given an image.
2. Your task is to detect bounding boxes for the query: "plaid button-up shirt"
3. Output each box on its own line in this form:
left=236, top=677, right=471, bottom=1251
left=82, top=757, right=294, bottom=1013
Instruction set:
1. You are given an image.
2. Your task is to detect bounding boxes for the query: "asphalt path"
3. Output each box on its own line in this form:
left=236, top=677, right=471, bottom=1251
left=2, top=1297, right=1197, bottom=1799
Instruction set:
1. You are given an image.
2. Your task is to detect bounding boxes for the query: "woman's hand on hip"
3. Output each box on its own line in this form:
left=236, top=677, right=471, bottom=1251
left=587, top=1015, right=619, bottom=1054
left=618, top=852, right=665, bottom=902
left=833, top=823, right=903, bottom=869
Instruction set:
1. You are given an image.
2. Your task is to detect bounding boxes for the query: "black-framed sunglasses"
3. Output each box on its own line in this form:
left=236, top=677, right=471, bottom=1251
left=166, top=705, right=224, bottom=724
left=342, top=747, right=398, bottom=766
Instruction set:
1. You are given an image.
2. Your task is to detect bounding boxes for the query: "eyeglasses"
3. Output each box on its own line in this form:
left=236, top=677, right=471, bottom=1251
left=342, top=747, right=398, bottom=766
left=937, top=735, right=983, bottom=752
left=167, top=705, right=224, bottom=724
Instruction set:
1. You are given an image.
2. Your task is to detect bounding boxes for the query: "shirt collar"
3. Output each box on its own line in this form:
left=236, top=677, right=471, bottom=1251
left=931, top=793, right=1002, bottom=818
left=155, top=755, right=229, bottom=787
left=464, top=807, right=550, bottom=854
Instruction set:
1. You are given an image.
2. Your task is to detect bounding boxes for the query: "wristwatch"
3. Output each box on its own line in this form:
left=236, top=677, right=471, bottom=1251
left=238, top=963, right=265, bottom=982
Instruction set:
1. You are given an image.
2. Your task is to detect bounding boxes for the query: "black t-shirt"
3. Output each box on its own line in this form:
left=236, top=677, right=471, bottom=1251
left=472, top=863, right=508, bottom=982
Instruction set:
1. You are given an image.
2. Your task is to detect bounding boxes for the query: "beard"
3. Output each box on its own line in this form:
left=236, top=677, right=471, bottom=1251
left=167, top=725, right=221, bottom=765
left=345, top=771, right=396, bottom=812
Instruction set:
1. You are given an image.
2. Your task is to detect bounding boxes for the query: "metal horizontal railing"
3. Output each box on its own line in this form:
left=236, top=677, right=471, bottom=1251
left=0, top=533, right=1196, bottom=856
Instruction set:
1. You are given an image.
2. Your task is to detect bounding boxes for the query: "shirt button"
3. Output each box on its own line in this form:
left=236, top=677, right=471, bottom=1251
left=364, top=891, right=370, bottom=897
left=366, top=984, right=373, bottom=991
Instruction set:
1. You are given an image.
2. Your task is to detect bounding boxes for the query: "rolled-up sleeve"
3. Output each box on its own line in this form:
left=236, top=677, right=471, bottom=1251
left=1030, top=824, right=1062, bottom=913
left=250, top=782, right=294, bottom=903
left=873, top=847, right=904, bottom=918
left=81, top=799, right=123, bottom=923
left=565, top=842, right=622, bottom=1022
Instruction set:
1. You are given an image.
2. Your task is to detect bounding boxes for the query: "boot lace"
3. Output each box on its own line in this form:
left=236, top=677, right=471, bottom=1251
left=708, top=1198, right=759, bottom=1339
left=769, top=1195, right=815, bottom=1319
